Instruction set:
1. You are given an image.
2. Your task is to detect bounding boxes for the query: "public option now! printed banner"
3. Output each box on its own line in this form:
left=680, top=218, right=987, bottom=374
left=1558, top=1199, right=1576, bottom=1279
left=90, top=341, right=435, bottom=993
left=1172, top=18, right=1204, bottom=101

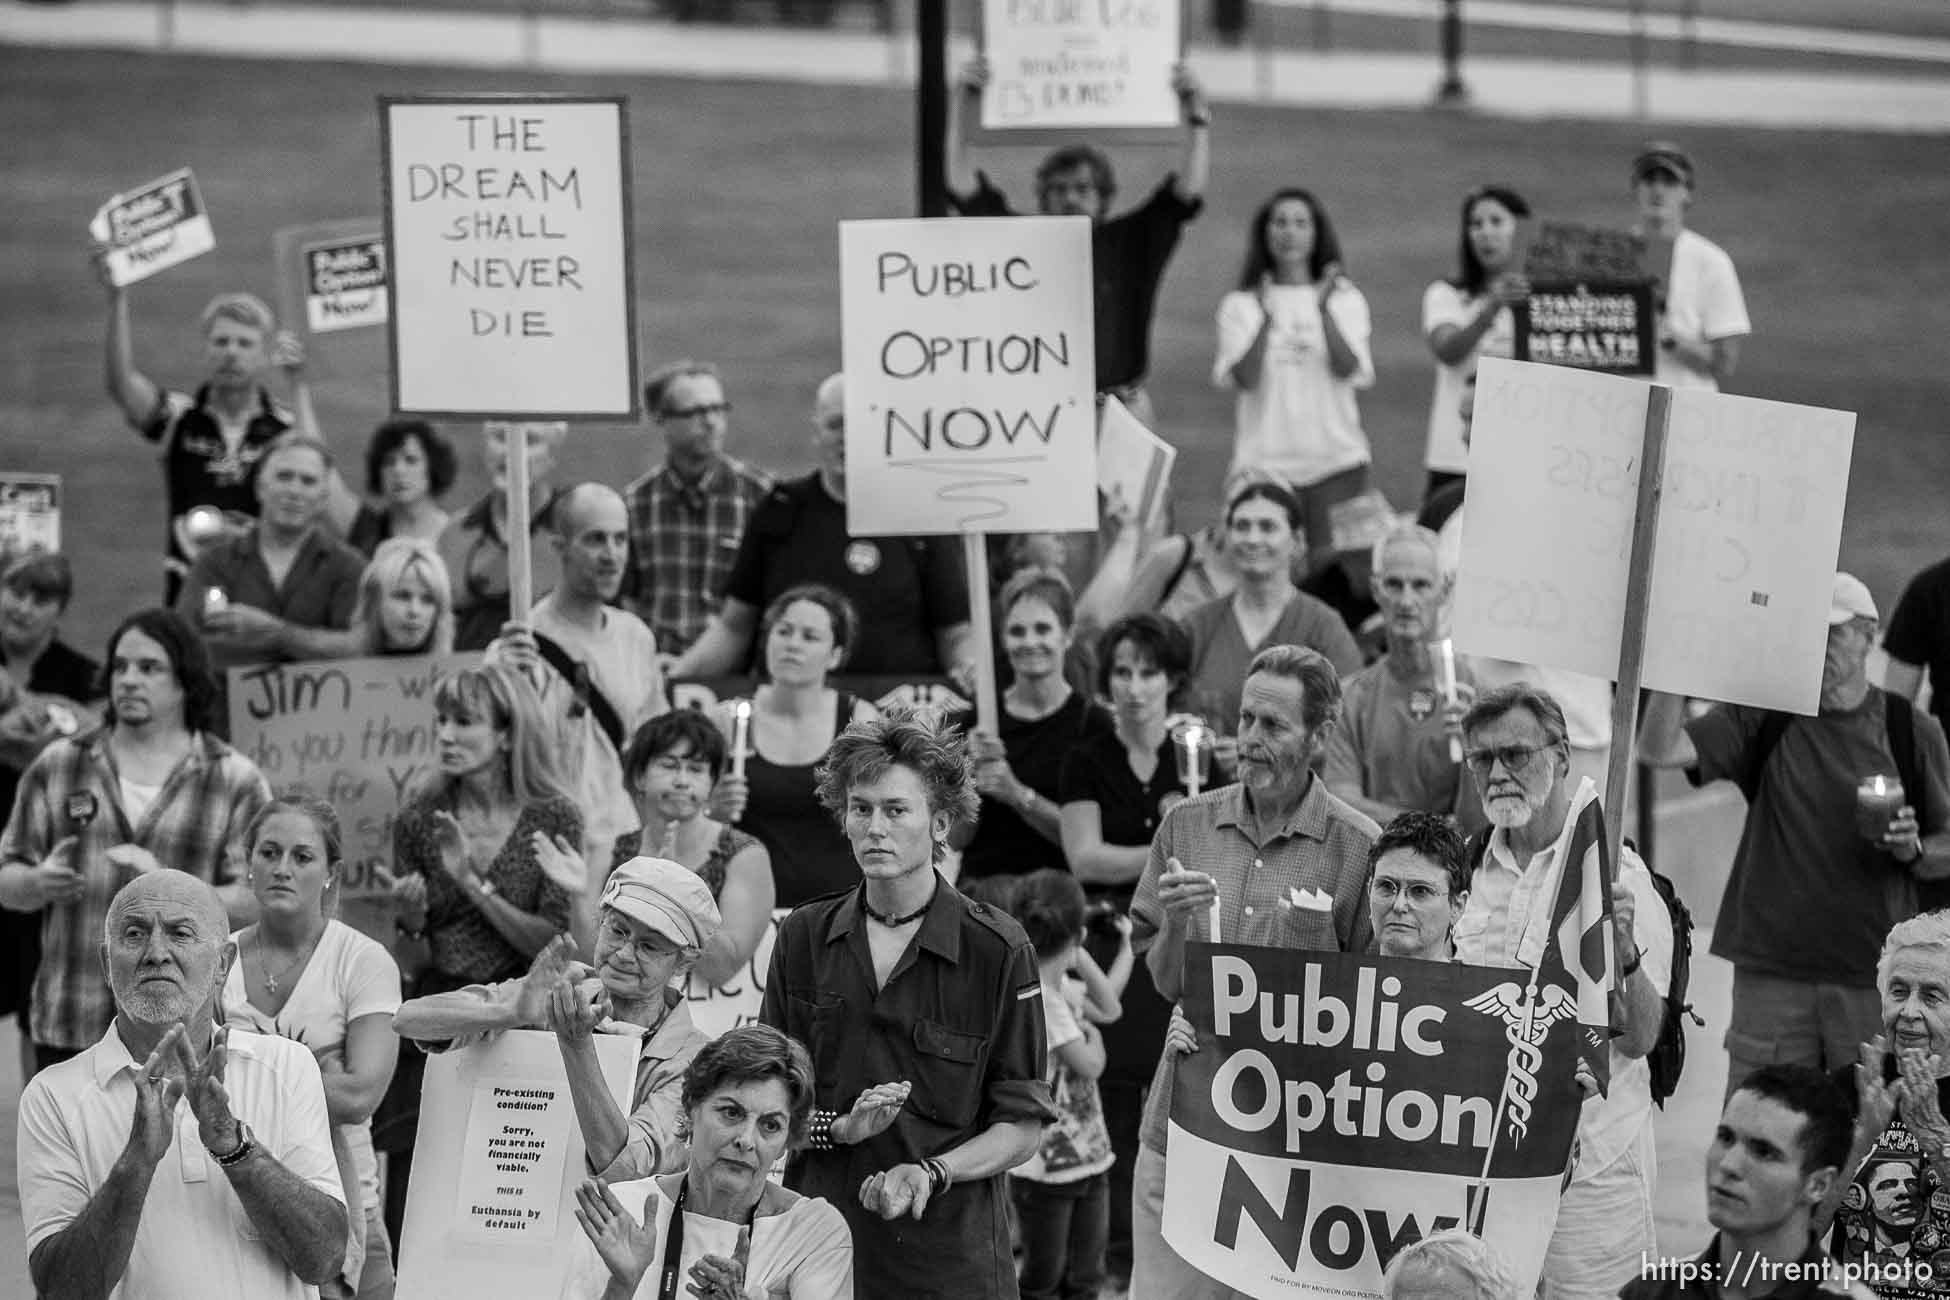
left=1165, top=944, right=1583, bottom=1298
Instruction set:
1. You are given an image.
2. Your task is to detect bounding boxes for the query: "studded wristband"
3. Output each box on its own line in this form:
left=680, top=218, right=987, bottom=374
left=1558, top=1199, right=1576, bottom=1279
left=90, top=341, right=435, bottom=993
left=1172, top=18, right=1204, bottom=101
left=807, top=1110, right=839, bottom=1151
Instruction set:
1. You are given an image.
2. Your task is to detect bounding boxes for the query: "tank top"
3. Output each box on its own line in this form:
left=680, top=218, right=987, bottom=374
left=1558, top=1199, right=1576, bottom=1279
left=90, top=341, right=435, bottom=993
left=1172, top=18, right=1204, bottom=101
left=742, top=692, right=860, bottom=907
left=609, top=823, right=758, bottom=899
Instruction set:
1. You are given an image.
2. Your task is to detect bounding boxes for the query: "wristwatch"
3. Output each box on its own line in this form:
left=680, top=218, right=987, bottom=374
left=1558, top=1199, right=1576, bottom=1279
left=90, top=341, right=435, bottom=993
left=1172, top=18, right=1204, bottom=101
left=212, top=1122, right=256, bottom=1168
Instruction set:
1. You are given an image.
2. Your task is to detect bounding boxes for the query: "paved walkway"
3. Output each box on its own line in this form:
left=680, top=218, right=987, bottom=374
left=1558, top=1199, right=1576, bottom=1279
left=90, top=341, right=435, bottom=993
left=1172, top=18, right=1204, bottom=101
left=5, top=0, right=1950, bottom=131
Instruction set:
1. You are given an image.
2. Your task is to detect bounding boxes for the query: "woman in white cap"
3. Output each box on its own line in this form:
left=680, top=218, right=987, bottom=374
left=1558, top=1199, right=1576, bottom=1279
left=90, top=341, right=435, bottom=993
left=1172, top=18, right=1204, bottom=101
left=393, top=856, right=723, bottom=1184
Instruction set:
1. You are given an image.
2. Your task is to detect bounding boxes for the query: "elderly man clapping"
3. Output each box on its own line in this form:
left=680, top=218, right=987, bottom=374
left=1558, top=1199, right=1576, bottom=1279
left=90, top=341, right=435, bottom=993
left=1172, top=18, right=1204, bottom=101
left=17, top=872, right=347, bottom=1298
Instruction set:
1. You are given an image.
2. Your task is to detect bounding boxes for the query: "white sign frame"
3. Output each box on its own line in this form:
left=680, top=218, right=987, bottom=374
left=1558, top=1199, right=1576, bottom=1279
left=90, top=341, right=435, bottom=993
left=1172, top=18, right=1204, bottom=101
left=839, top=216, right=1097, bottom=537
left=1454, top=358, right=1854, bottom=714
left=381, top=95, right=639, bottom=421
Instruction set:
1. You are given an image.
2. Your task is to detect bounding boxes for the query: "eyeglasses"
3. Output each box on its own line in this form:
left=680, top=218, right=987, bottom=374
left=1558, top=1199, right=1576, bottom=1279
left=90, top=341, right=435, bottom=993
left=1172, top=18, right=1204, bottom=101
left=661, top=402, right=731, bottom=422
left=1369, top=878, right=1448, bottom=905
left=1463, top=743, right=1549, bottom=777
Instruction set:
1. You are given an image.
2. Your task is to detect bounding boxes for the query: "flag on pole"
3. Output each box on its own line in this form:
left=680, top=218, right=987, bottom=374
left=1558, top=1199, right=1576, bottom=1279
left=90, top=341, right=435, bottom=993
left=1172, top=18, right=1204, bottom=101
left=1535, top=777, right=1619, bottom=1096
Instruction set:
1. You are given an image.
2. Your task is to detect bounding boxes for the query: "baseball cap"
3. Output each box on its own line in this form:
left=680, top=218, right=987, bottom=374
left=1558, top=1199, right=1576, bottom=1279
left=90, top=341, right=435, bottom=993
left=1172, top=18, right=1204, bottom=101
left=601, top=857, right=722, bottom=949
left=1829, top=572, right=1878, bottom=626
left=1631, top=142, right=1695, bottom=186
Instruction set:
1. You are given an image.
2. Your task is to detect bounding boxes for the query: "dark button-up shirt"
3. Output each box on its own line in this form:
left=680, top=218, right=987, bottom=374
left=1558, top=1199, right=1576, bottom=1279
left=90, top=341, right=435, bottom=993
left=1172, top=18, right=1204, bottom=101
left=761, top=876, right=1056, bottom=1299
left=176, top=525, right=364, bottom=674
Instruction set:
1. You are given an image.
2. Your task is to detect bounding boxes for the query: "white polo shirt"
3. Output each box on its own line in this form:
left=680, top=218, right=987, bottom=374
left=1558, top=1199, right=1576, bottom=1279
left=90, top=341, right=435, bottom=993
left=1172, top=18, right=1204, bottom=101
left=1452, top=822, right=1673, bottom=1179
left=18, top=1024, right=344, bottom=1300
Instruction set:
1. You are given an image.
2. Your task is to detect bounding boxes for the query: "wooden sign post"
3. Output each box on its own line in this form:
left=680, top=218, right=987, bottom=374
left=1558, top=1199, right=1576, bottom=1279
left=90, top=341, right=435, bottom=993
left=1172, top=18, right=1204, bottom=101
left=1602, top=384, right=1671, bottom=872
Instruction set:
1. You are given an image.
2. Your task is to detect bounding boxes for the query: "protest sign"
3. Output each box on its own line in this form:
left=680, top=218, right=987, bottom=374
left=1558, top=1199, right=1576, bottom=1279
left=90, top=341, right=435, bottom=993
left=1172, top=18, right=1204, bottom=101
left=1164, top=944, right=1580, bottom=1297
left=1454, top=358, right=1854, bottom=715
left=979, top=0, right=1184, bottom=136
left=0, top=473, right=60, bottom=560
left=839, top=217, right=1097, bottom=537
left=396, top=1028, right=638, bottom=1300
left=381, top=96, right=638, bottom=419
left=88, top=167, right=215, bottom=287
left=1097, top=396, right=1176, bottom=535
left=681, top=907, right=789, bottom=1040
left=1517, top=222, right=1655, bottom=376
left=227, top=654, right=479, bottom=941
left=275, top=219, right=388, bottom=335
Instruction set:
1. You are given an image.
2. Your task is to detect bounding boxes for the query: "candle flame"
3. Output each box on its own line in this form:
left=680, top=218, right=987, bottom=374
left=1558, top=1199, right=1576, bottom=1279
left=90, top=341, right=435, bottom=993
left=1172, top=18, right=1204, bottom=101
left=1874, top=775, right=1887, bottom=796
left=734, top=700, right=753, bottom=722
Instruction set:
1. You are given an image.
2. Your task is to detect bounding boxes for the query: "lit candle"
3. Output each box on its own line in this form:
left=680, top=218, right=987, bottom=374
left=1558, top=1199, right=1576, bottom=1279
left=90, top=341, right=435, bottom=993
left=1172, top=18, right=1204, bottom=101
left=1176, top=724, right=1209, bottom=797
left=1856, top=774, right=1905, bottom=843
left=1436, top=638, right=1463, bottom=764
left=729, top=700, right=754, bottom=781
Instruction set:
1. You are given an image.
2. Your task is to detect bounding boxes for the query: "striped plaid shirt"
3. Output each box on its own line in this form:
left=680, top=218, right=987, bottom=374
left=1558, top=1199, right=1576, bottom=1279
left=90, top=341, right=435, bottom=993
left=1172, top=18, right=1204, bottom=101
left=621, top=455, right=772, bottom=654
left=0, top=730, right=270, bottom=1049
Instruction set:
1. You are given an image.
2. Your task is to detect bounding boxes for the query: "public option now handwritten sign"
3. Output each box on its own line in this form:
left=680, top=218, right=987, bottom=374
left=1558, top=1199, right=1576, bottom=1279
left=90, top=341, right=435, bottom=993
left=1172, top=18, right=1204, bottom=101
left=89, top=167, right=215, bottom=287
left=381, top=96, right=638, bottom=419
left=839, top=217, right=1097, bottom=536
left=1454, top=358, right=1855, bottom=714
left=1165, top=944, right=1580, bottom=1298
left=227, top=655, right=479, bottom=939
left=981, top=0, right=1183, bottom=132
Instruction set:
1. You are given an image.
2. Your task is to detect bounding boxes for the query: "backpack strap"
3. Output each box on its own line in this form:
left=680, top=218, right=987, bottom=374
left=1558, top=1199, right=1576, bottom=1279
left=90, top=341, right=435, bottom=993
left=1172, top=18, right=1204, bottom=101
left=531, top=632, right=626, bottom=753
left=1737, top=710, right=1795, bottom=804
left=1161, top=533, right=1197, bottom=604
left=1887, top=692, right=1925, bottom=828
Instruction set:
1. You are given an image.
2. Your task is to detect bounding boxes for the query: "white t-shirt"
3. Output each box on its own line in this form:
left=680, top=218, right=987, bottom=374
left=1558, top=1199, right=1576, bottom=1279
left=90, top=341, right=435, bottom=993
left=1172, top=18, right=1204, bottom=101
left=222, top=920, right=403, bottom=1209
left=1213, top=284, right=1374, bottom=489
left=1653, top=227, right=1750, bottom=390
left=523, top=598, right=668, bottom=855
left=1421, top=280, right=1515, bottom=475
left=119, top=777, right=163, bottom=828
left=19, top=1027, right=345, bottom=1300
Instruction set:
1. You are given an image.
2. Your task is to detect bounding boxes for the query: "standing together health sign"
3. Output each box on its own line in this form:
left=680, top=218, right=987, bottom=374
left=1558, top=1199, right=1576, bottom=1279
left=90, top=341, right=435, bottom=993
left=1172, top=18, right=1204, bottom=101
left=382, top=96, right=638, bottom=419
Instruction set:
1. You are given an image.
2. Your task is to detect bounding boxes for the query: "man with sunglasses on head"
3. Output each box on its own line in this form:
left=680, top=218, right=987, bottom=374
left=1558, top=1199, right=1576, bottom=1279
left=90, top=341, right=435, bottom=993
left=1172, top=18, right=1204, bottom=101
left=1452, top=681, right=1670, bottom=1300
left=621, top=360, right=773, bottom=659
left=1324, top=522, right=1486, bottom=834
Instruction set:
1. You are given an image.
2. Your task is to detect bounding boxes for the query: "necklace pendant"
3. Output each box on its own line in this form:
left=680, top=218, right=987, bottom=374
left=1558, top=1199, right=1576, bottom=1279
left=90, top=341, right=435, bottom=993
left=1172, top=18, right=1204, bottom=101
left=266, top=975, right=279, bottom=995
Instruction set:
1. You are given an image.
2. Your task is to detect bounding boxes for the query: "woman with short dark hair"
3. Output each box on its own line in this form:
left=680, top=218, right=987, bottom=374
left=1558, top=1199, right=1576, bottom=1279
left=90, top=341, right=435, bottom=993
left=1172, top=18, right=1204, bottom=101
left=614, top=710, right=775, bottom=988
left=564, top=1025, right=853, bottom=1300
left=326, top=418, right=458, bottom=555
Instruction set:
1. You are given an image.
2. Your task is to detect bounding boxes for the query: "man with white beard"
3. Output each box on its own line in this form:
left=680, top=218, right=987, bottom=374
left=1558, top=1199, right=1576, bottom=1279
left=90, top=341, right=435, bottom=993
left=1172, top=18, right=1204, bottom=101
left=16, top=872, right=346, bottom=1299
left=1451, top=682, right=1670, bottom=1300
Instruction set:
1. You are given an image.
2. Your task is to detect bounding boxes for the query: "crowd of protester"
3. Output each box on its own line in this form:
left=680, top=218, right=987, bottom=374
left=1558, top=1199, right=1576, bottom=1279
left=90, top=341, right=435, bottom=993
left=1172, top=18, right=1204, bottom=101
left=6, top=65, right=1950, bottom=1300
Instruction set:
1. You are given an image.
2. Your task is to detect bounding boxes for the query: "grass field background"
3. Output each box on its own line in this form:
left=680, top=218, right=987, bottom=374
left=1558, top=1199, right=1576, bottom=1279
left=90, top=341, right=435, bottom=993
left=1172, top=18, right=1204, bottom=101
left=5, top=43, right=1948, bottom=659
left=0, top=36, right=1947, bottom=1287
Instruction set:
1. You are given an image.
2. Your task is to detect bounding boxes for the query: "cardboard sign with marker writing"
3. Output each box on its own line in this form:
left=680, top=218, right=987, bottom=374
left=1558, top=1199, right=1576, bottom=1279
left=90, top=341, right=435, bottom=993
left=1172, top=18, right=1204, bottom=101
left=980, top=0, right=1184, bottom=135
left=840, top=216, right=1097, bottom=537
left=381, top=96, right=638, bottom=419
left=1453, top=358, right=1854, bottom=714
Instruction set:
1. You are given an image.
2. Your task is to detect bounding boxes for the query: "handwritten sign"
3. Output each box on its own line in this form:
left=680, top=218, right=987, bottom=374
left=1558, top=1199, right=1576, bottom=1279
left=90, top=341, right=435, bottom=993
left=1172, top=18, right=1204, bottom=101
left=1164, top=944, right=1578, bottom=1297
left=381, top=97, right=638, bottom=419
left=981, top=0, right=1182, bottom=132
left=88, top=167, right=214, bottom=287
left=840, top=217, right=1096, bottom=536
left=668, top=674, right=970, bottom=721
left=682, top=908, right=787, bottom=1040
left=227, top=655, right=479, bottom=940
left=397, top=1029, right=637, bottom=1300
left=1454, top=359, right=1854, bottom=714
left=0, top=473, right=60, bottom=560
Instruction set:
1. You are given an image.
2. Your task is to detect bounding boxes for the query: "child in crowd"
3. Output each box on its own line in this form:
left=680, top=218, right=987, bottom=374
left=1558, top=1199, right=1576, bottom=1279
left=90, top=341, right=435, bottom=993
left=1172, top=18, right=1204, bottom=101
left=1003, top=869, right=1135, bottom=1300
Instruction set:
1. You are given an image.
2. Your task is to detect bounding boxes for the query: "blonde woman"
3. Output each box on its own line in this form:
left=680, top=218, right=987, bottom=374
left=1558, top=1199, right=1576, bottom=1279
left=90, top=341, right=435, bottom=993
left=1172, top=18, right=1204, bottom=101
left=349, top=537, right=455, bottom=657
